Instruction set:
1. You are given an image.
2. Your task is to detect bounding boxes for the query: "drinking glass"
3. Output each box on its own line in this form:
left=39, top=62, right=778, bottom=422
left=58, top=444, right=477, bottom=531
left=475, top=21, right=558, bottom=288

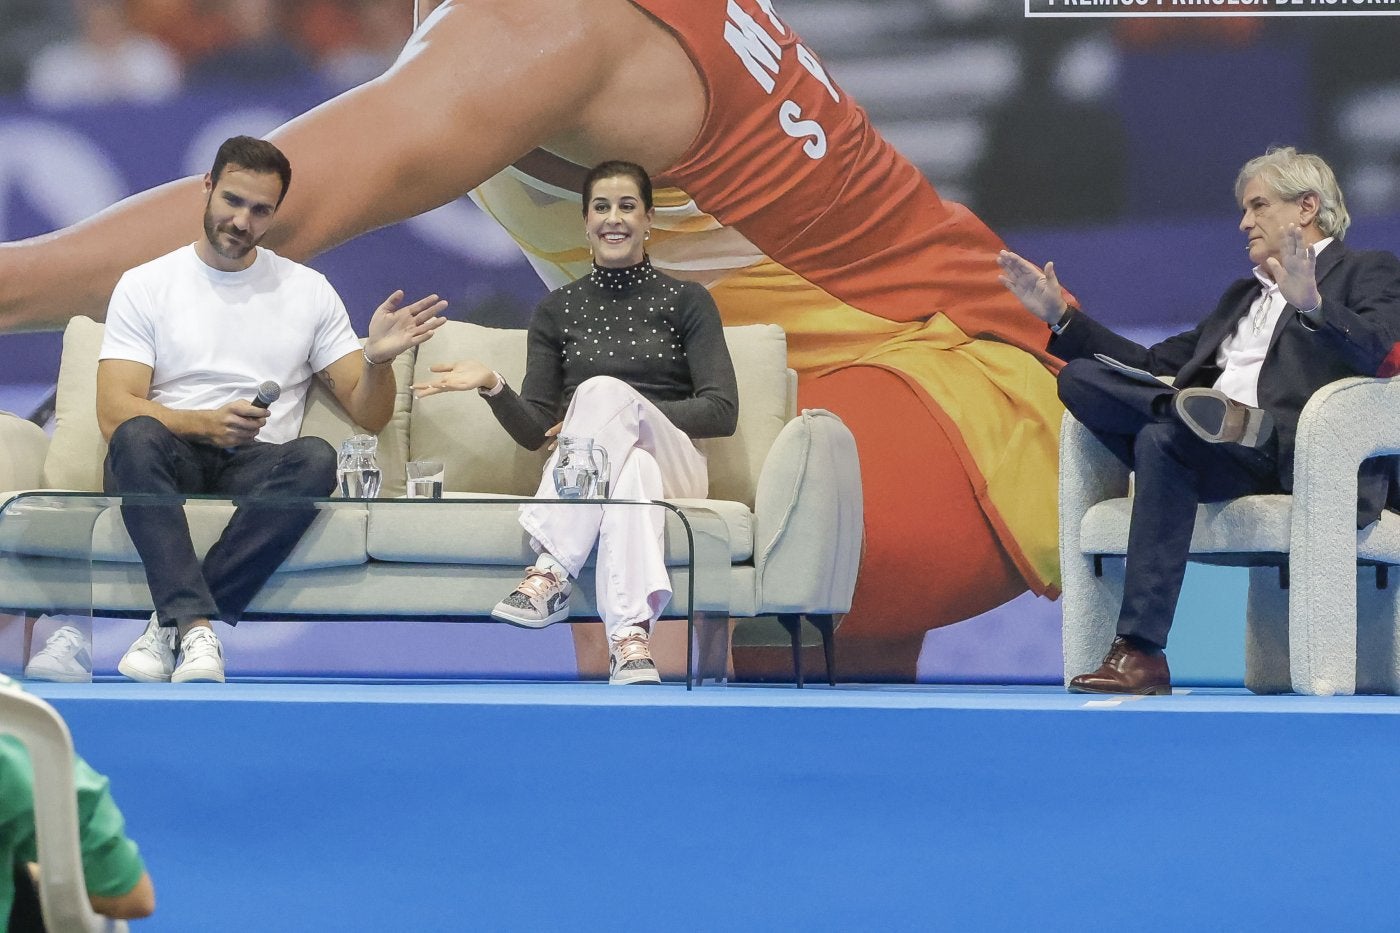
left=406, top=459, right=445, bottom=498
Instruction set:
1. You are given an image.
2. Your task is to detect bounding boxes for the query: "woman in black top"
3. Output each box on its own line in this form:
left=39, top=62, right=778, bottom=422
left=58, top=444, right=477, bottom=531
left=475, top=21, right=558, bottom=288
left=414, top=160, right=738, bottom=684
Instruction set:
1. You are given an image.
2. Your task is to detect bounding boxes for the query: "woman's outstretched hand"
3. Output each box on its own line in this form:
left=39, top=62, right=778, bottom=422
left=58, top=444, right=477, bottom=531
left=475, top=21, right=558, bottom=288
left=412, top=360, right=498, bottom=397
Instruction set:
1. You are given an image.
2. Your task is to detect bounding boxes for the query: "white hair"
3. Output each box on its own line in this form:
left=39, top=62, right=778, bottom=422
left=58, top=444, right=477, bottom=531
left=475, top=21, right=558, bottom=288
left=1235, top=146, right=1350, bottom=240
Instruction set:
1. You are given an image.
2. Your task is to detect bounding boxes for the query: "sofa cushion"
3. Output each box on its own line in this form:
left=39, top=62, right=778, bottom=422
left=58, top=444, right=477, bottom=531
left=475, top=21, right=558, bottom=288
left=0, top=413, right=48, bottom=493
left=300, top=349, right=415, bottom=497
left=665, top=498, right=755, bottom=562
left=1079, top=494, right=1400, bottom=567
left=365, top=495, right=754, bottom=564
left=42, top=317, right=413, bottom=495
left=90, top=503, right=369, bottom=569
left=696, top=323, right=790, bottom=508
left=407, top=323, right=552, bottom=496
left=407, top=321, right=789, bottom=506
left=0, top=492, right=108, bottom=557
left=44, top=316, right=106, bottom=491
left=0, top=494, right=368, bottom=568
left=1080, top=495, right=1292, bottom=557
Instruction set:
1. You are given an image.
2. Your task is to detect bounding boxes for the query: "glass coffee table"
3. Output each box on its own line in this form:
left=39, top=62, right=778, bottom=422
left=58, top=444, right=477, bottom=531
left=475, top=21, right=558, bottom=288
left=0, top=491, right=732, bottom=688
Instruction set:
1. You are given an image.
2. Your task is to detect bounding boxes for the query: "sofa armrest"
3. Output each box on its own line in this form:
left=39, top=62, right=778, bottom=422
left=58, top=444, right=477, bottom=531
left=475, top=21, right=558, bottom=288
left=0, top=412, right=49, bottom=493
left=752, top=408, right=862, bottom=613
left=1287, top=375, right=1400, bottom=694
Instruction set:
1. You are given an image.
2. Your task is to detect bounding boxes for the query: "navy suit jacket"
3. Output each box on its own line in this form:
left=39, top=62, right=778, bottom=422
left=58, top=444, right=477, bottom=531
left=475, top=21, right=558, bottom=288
left=1049, top=242, right=1400, bottom=523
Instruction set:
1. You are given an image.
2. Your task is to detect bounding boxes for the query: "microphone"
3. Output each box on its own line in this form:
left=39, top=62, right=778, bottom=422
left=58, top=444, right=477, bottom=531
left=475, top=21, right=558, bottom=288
left=252, top=381, right=281, bottom=410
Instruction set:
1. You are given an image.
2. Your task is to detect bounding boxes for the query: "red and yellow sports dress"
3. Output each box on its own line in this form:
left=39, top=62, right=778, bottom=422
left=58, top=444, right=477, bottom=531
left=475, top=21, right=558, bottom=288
left=470, top=0, right=1066, bottom=639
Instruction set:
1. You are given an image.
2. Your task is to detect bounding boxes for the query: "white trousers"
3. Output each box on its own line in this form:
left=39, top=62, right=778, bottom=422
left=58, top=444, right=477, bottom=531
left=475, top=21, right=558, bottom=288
left=518, top=376, right=709, bottom=637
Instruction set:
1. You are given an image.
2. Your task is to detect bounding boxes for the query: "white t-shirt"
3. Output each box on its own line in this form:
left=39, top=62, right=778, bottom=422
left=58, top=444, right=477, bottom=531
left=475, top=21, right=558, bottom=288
left=100, top=245, right=363, bottom=444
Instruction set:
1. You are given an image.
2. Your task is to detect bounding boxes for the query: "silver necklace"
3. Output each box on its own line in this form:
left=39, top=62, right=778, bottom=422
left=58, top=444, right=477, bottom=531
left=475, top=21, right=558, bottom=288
left=1250, top=288, right=1276, bottom=337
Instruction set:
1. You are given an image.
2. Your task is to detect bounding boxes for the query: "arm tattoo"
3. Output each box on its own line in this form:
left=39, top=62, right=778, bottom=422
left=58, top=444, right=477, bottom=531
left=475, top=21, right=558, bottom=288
left=317, top=369, right=336, bottom=390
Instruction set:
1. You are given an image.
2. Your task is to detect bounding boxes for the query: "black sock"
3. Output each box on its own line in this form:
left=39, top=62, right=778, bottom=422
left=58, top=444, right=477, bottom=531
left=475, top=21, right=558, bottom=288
left=1120, top=633, right=1163, bottom=653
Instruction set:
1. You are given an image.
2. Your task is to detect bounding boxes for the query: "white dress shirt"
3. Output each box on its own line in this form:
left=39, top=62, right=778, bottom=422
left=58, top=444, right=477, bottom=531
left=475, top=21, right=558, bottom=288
left=1213, top=237, right=1332, bottom=407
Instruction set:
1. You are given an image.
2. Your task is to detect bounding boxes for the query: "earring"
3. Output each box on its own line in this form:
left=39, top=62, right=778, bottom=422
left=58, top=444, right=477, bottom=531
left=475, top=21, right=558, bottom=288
left=644, top=230, right=651, bottom=241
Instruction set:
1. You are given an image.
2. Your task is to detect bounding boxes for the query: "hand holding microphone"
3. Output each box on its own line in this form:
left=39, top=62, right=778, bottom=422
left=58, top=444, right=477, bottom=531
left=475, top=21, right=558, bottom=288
left=211, top=380, right=280, bottom=448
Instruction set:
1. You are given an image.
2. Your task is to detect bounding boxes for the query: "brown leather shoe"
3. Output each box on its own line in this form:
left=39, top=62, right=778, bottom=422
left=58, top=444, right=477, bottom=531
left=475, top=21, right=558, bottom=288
left=1068, top=636, right=1171, bottom=695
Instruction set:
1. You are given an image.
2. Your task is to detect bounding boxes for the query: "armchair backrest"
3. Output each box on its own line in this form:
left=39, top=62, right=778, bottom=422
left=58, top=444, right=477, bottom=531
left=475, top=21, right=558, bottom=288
left=403, top=321, right=792, bottom=507
left=45, top=316, right=107, bottom=492
left=44, top=317, right=793, bottom=508
left=43, top=316, right=413, bottom=495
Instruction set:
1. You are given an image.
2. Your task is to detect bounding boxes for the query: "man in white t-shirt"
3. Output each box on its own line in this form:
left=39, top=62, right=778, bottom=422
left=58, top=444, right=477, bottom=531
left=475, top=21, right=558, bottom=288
left=96, top=135, right=445, bottom=684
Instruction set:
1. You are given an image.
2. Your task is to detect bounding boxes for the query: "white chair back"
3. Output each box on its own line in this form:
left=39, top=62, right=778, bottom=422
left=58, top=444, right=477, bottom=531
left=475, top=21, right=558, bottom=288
left=0, top=681, right=127, bottom=932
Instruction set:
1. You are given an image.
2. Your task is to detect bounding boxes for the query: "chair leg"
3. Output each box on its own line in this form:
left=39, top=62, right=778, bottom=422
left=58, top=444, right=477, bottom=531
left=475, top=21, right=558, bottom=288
left=776, top=613, right=804, bottom=688
left=808, top=613, right=837, bottom=686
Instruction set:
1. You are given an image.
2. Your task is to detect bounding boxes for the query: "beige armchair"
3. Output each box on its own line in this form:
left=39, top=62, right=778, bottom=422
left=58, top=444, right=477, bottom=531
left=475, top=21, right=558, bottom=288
left=1060, top=376, right=1400, bottom=696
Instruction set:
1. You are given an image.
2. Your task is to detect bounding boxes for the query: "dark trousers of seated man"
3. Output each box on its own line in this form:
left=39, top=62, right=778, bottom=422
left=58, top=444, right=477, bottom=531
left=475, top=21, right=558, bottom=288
left=1058, top=358, right=1285, bottom=649
left=103, top=415, right=338, bottom=629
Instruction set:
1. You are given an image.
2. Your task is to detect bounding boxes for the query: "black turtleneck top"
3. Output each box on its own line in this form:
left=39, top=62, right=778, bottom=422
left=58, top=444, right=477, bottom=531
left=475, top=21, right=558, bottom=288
left=484, top=257, right=740, bottom=450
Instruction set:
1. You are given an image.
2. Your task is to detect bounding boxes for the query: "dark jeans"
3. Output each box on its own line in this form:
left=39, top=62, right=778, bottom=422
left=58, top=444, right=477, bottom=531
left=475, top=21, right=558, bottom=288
left=103, top=416, right=337, bottom=628
left=1058, top=358, right=1282, bottom=649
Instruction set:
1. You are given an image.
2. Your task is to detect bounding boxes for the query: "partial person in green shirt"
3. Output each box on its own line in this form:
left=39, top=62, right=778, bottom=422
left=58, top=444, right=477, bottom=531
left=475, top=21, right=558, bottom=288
left=0, top=675, right=154, bottom=930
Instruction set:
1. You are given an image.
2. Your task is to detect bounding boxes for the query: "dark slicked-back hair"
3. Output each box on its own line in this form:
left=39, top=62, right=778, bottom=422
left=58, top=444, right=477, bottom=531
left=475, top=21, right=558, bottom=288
left=210, top=136, right=293, bottom=205
left=582, top=160, right=653, bottom=214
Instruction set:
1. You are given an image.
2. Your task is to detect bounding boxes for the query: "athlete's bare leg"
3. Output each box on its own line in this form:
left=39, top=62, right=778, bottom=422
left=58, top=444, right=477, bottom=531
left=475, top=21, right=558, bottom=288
left=0, top=0, right=704, bottom=332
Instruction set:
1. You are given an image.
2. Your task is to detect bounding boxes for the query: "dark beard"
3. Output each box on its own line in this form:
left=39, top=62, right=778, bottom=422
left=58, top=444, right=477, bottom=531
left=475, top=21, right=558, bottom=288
left=202, top=206, right=254, bottom=261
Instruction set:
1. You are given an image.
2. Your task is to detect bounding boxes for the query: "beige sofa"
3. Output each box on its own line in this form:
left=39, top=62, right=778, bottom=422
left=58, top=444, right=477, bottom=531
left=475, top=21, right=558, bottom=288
left=0, top=317, right=863, bottom=682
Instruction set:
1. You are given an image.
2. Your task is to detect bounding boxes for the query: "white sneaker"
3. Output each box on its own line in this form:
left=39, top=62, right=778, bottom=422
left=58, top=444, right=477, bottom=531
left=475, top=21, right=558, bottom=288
left=609, top=625, right=661, bottom=685
left=118, top=614, right=178, bottom=683
left=24, top=623, right=92, bottom=683
left=491, top=566, right=572, bottom=628
left=172, top=627, right=225, bottom=684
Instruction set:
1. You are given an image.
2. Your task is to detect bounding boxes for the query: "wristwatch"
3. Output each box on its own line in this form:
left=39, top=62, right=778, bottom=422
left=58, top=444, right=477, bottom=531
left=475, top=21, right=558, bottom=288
left=478, top=372, right=506, bottom=397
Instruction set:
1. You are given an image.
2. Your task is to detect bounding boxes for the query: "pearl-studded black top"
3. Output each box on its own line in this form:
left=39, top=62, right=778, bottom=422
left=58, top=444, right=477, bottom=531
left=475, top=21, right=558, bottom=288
left=485, top=257, right=739, bottom=450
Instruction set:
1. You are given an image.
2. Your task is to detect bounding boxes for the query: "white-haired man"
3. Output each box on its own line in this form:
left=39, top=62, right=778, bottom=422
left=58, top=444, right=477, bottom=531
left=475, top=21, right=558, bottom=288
left=999, top=146, right=1400, bottom=694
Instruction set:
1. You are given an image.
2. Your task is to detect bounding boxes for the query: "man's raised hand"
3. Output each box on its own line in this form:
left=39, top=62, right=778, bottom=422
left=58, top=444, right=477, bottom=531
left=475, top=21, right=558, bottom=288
left=1266, top=224, right=1323, bottom=315
left=997, top=250, right=1070, bottom=326
left=363, top=290, right=449, bottom=365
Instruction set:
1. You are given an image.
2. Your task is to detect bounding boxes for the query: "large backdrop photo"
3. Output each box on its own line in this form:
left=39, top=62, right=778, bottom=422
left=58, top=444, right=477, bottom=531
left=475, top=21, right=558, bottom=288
left=2, top=0, right=1399, bottom=684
